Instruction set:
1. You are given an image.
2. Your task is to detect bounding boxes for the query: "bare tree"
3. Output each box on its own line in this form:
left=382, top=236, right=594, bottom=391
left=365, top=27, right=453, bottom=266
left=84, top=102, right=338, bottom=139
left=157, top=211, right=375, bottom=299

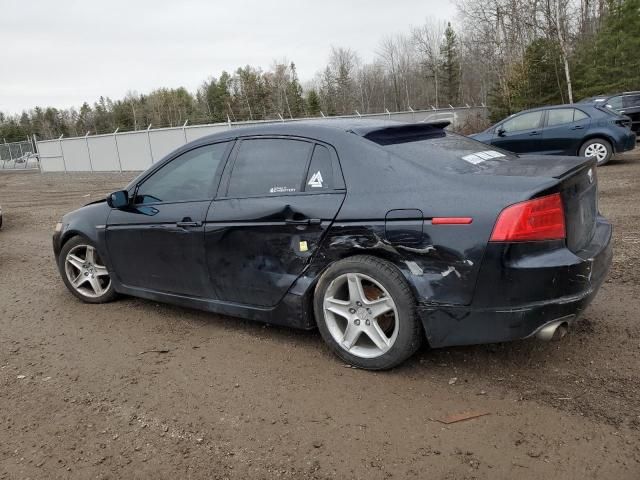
left=412, top=21, right=445, bottom=108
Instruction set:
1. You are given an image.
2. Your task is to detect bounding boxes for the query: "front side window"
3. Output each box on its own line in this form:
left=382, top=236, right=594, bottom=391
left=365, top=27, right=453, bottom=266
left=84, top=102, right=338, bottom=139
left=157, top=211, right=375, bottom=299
left=502, top=111, right=543, bottom=133
left=547, top=108, right=575, bottom=126
left=227, top=138, right=312, bottom=197
left=136, top=142, right=229, bottom=204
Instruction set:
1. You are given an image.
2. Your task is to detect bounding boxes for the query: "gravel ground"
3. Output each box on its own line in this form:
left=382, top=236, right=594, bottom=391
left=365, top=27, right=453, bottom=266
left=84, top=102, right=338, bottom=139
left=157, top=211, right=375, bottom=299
left=1, top=150, right=640, bottom=479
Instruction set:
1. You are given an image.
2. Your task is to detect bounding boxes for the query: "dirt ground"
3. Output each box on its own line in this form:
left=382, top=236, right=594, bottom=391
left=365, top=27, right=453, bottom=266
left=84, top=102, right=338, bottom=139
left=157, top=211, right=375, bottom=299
left=1, top=150, right=640, bottom=480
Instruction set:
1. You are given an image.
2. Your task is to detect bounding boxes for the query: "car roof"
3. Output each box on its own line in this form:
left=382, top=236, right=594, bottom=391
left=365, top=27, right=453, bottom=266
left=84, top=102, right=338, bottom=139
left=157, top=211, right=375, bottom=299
left=187, top=118, right=453, bottom=147
left=524, top=103, right=590, bottom=112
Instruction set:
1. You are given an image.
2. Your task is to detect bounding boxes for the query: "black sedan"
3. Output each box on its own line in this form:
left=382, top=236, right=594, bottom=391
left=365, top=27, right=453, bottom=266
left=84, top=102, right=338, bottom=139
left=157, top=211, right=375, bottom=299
left=471, top=104, right=636, bottom=165
left=53, top=121, right=612, bottom=369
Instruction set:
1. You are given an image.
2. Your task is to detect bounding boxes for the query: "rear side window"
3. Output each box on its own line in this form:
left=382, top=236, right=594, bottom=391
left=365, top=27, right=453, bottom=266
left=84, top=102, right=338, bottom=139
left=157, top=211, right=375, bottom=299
left=305, top=144, right=334, bottom=191
left=136, top=142, right=229, bottom=204
left=547, top=108, right=575, bottom=126
left=574, top=109, right=589, bottom=121
left=502, top=111, right=543, bottom=132
left=606, top=95, right=624, bottom=110
left=227, top=138, right=312, bottom=197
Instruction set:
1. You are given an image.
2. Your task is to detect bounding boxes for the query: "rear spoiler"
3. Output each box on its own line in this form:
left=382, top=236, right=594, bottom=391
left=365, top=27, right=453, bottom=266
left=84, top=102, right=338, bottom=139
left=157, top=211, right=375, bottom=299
left=349, top=122, right=450, bottom=145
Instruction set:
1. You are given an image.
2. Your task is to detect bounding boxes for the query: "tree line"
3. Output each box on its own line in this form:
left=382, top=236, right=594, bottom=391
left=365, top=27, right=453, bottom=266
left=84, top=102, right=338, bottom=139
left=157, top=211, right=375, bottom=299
left=1, top=0, right=637, bottom=142
left=459, top=0, right=639, bottom=120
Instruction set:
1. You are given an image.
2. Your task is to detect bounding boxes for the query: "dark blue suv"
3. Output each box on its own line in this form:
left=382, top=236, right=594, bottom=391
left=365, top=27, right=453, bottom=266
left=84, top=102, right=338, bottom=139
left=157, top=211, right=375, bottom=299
left=471, top=104, right=636, bottom=165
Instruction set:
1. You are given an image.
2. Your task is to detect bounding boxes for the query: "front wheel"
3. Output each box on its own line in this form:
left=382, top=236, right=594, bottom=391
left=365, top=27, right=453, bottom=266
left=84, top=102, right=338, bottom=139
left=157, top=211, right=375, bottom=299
left=58, top=236, right=117, bottom=303
left=580, top=138, right=612, bottom=166
left=313, top=255, right=423, bottom=370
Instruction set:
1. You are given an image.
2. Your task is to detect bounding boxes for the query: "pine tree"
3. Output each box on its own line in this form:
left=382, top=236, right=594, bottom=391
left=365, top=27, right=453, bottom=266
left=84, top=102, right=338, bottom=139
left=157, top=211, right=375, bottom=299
left=439, top=22, right=460, bottom=106
left=572, top=0, right=640, bottom=98
left=287, top=62, right=305, bottom=117
left=306, top=89, right=321, bottom=116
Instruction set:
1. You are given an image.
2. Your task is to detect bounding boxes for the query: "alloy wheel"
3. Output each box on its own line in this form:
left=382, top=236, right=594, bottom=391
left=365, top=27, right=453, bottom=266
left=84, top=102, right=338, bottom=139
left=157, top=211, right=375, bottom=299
left=64, top=244, right=111, bottom=298
left=584, top=142, right=608, bottom=163
left=323, top=272, right=399, bottom=359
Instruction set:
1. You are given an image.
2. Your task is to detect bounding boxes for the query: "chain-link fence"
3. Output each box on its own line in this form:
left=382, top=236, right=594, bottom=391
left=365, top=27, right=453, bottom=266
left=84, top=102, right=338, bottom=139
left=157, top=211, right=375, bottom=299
left=0, top=140, right=39, bottom=170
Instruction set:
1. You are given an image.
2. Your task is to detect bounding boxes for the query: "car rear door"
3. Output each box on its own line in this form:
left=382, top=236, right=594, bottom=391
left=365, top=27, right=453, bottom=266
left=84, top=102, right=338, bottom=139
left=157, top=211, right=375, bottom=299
left=540, top=108, right=591, bottom=155
left=106, top=141, right=232, bottom=297
left=205, top=137, right=345, bottom=307
left=491, top=110, right=544, bottom=153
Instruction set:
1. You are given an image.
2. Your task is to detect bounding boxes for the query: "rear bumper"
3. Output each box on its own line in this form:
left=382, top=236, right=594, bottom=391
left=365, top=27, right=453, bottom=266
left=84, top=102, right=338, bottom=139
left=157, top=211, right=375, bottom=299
left=615, top=131, right=637, bottom=152
left=418, top=217, right=612, bottom=348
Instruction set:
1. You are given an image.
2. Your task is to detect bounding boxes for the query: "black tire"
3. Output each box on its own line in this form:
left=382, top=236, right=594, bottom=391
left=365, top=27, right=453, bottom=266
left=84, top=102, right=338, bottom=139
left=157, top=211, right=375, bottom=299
left=579, top=138, right=613, bottom=166
left=313, top=255, right=423, bottom=370
left=58, top=235, right=117, bottom=304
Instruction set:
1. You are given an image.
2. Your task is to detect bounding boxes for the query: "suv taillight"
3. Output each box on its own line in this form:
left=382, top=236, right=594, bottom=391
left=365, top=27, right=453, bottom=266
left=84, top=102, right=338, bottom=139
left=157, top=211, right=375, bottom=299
left=490, top=193, right=566, bottom=242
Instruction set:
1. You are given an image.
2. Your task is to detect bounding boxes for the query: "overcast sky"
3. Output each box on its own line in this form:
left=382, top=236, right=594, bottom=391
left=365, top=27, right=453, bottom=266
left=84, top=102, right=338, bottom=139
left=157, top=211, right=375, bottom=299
left=0, top=0, right=456, bottom=115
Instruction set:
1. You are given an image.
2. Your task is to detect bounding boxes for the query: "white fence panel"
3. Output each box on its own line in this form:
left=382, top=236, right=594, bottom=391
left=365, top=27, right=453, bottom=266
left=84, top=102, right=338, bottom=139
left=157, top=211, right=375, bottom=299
left=38, top=140, right=65, bottom=172
left=63, top=138, right=92, bottom=171
left=116, top=132, right=153, bottom=171
left=149, top=128, right=187, bottom=162
left=88, top=135, right=120, bottom=171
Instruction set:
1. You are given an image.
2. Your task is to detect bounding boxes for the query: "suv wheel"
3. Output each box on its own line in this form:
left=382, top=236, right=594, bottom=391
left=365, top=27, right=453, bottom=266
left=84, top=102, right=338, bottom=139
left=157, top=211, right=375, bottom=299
left=580, top=138, right=612, bottom=166
left=314, top=255, right=423, bottom=370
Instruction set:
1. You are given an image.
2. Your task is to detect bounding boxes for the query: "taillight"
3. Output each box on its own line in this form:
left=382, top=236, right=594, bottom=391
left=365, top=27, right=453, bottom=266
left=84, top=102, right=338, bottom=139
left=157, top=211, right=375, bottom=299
left=490, top=193, right=566, bottom=242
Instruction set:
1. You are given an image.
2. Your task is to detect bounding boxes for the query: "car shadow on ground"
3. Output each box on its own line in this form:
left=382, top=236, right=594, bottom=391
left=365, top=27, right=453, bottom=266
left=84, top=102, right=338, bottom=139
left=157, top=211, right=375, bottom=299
left=109, top=293, right=578, bottom=375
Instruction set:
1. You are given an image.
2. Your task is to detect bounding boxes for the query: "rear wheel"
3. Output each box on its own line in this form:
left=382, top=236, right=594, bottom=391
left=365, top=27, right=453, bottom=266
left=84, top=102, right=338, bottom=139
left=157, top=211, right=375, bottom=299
left=314, top=255, right=422, bottom=370
left=580, top=138, right=612, bottom=166
left=58, top=236, right=117, bottom=303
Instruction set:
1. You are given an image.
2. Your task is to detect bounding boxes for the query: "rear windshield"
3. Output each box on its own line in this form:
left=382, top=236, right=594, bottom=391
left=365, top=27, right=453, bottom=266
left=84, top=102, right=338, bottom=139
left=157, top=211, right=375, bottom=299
left=367, top=128, right=517, bottom=174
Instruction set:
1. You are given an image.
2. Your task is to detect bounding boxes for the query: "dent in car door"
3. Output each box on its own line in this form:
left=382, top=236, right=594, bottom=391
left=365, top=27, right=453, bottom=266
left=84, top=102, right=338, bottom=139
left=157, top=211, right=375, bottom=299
left=205, top=139, right=345, bottom=307
left=106, top=142, right=232, bottom=297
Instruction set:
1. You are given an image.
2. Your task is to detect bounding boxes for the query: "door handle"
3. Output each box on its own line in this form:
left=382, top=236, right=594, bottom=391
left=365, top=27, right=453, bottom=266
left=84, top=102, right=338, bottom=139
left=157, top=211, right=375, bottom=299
left=529, top=131, right=540, bottom=136
left=176, top=220, right=202, bottom=228
left=285, top=218, right=321, bottom=225
left=571, top=125, right=584, bottom=130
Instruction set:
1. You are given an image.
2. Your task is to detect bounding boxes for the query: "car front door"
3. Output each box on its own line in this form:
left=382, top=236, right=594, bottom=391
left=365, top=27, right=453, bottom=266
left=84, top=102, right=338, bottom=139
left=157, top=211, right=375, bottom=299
left=205, top=137, right=346, bottom=307
left=540, top=108, right=591, bottom=155
left=491, top=110, right=544, bottom=153
left=106, top=141, right=232, bottom=297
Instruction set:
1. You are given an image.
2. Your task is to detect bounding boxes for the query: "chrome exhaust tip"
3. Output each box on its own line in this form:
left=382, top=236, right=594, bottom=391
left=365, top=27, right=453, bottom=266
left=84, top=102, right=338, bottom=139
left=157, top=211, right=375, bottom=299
left=535, top=317, right=573, bottom=341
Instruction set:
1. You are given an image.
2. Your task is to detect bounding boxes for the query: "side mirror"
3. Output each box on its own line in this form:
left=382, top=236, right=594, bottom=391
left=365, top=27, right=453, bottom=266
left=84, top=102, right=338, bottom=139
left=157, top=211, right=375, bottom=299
left=497, top=128, right=506, bottom=137
left=107, top=190, right=129, bottom=209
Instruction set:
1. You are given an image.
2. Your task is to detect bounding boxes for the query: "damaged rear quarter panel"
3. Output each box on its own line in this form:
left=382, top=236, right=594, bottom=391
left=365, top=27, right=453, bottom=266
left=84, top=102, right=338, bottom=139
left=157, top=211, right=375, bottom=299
left=306, top=220, right=489, bottom=306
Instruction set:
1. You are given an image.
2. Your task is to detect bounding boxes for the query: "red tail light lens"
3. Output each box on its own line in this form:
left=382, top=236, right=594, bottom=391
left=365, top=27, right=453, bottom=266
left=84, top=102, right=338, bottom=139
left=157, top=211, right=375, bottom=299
left=490, top=193, right=566, bottom=242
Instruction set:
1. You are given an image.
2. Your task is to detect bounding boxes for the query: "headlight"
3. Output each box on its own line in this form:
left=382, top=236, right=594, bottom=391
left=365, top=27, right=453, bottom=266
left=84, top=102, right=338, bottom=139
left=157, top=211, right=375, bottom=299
left=55, top=222, right=63, bottom=233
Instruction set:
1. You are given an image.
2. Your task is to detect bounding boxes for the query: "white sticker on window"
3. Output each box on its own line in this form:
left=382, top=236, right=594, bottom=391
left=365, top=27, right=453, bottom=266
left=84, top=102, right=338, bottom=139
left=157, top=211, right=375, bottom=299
left=462, top=150, right=506, bottom=164
left=269, top=186, right=296, bottom=193
left=308, top=171, right=324, bottom=188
